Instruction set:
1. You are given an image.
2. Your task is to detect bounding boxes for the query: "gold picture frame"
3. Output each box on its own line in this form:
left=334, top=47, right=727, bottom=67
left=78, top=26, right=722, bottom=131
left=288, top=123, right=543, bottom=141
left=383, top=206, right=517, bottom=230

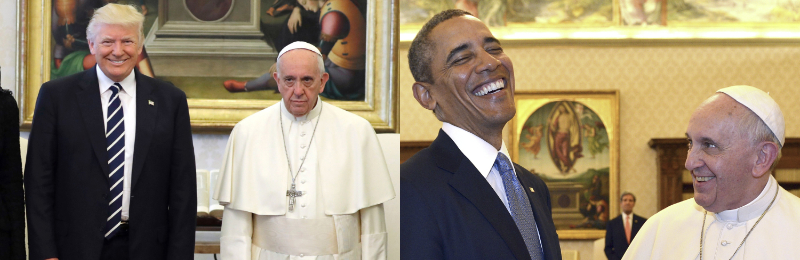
left=508, top=90, right=619, bottom=239
left=20, top=0, right=398, bottom=132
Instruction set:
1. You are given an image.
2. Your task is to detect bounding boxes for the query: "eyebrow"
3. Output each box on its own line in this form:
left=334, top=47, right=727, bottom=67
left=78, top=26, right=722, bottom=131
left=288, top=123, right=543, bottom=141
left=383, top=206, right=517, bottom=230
left=445, top=37, right=502, bottom=63
left=686, top=133, right=717, bottom=145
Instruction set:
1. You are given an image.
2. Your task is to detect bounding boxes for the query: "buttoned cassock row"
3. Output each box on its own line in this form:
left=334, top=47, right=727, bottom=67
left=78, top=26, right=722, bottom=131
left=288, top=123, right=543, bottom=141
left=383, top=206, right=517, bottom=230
left=214, top=99, right=395, bottom=259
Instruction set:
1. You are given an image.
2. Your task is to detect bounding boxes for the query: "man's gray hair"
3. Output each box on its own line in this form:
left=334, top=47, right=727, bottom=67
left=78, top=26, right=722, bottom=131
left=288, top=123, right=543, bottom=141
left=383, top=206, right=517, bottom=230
left=620, top=192, right=636, bottom=202
left=738, top=107, right=783, bottom=170
left=86, top=4, right=145, bottom=46
left=276, top=49, right=326, bottom=76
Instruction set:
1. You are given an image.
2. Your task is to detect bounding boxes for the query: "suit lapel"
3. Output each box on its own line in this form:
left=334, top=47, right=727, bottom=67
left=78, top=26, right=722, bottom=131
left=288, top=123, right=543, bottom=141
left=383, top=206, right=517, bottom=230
left=76, top=67, right=111, bottom=178
left=632, top=214, right=643, bottom=237
left=131, top=72, right=157, bottom=189
left=431, top=131, right=531, bottom=260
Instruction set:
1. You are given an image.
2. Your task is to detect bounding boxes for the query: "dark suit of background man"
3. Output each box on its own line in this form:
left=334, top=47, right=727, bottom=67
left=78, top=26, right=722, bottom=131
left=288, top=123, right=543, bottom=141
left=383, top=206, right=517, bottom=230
left=401, top=9, right=562, bottom=260
left=604, top=192, right=646, bottom=260
left=25, top=4, right=196, bottom=260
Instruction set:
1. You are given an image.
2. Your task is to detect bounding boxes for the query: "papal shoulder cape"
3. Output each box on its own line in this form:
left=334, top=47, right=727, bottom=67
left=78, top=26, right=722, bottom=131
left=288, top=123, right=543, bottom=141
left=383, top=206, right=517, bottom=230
left=214, top=101, right=395, bottom=215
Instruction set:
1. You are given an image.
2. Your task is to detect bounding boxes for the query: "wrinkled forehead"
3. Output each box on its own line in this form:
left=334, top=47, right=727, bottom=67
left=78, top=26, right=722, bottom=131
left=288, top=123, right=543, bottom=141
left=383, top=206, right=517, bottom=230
left=696, top=93, right=745, bottom=117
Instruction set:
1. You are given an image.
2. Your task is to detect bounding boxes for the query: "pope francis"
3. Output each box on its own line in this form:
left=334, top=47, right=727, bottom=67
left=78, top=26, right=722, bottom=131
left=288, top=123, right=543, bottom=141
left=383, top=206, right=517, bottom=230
left=623, top=85, right=800, bottom=260
left=214, top=41, right=395, bottom=260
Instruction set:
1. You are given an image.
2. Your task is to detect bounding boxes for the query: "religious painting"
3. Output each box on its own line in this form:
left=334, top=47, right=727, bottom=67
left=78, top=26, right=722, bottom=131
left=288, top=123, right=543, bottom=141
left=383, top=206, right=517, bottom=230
left=400, top=0, right=616, bottom=31
left=509, top=90, right=619, bottom=239
left=667, top=0, right=800, bottom=23
left=21, top=0, right=398, bottom=132
left=399, top=0, right=800, bottom=41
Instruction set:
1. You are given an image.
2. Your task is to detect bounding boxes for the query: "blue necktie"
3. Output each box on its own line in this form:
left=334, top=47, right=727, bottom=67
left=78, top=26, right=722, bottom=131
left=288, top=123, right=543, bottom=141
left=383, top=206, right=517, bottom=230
left=495, top=153, right=544, bottom=260
left=104, top=83, right=125, bottom=239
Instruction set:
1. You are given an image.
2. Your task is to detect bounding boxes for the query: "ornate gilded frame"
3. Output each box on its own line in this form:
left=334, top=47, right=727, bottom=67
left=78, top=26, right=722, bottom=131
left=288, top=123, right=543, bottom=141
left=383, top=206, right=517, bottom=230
left=20, top=0, right=398, bottom=132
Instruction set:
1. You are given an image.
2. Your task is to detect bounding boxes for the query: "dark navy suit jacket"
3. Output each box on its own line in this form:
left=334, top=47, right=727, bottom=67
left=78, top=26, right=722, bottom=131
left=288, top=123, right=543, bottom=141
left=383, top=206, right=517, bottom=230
left=604, top=213, right=646, bottom=260
left=401, top=130, right=562, bottom=260
left=25, top=67, right=197, bottom=260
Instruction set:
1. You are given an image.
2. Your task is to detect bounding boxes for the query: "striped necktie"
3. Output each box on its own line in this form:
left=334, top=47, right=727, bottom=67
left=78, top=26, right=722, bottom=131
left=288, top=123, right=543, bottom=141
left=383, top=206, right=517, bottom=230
left=495, top=153, right=544, bottom=260
left=104, top=83, right=125, bottom=239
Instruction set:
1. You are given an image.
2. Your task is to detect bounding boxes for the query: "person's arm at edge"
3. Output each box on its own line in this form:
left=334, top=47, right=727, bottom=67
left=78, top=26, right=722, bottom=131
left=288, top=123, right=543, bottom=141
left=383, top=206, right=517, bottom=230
left=24, top=84, right=60, bottom=260
left=166, top=89, right=197, bottom=259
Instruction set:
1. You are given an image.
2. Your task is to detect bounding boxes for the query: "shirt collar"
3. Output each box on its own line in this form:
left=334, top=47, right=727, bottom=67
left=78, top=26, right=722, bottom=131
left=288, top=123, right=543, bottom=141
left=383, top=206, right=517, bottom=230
left=97, top=66, right=136, bottom=97
left=621, top=211, right=632, bottom=220
left=442, top=122, right=511, bottom=178
left=715, top=175, right=776, bottom=222
left=279, top=96, right=322, bottom=122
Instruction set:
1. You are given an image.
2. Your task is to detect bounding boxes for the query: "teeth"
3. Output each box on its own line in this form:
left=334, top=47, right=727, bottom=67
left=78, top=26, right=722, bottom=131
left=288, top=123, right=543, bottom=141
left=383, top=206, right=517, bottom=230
left=695, top=176, right=714, bottom=182
left=475, top=79, right=505, bottom=97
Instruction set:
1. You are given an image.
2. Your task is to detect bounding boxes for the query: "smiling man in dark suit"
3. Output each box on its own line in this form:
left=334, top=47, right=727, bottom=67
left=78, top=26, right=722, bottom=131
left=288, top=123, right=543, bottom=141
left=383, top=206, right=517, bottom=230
left=401, top=9, right=561, bottom=260
left=25, top=4, right=196, bottom=260
left=604, top=192, right=646, bottom=260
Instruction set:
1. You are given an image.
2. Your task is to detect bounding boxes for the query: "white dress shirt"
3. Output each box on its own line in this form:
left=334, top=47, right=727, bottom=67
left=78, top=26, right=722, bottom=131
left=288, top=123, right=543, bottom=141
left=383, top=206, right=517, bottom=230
left=442, top=122, right=514, bottom=213
left=97, top=67, right=136, bottom=221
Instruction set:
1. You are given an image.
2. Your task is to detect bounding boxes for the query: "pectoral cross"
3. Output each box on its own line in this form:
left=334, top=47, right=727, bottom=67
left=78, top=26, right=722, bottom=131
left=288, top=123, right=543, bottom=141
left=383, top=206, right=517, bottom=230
left=286, top=183, right=304, bottom=212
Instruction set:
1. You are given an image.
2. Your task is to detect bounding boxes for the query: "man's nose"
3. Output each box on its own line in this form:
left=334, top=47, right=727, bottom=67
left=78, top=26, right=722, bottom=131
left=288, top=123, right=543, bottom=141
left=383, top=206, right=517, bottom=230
left=475, top=51, right=501, bottom=74
left=685, top=146, right=703, bottom=171
left=112, top=42, right=124, bottom=56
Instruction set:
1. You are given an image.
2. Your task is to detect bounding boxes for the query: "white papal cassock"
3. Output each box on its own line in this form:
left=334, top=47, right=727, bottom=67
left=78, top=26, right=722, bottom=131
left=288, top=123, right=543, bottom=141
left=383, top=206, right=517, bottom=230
left=214, top=98, right=395, bottom=260
left=623, top=175, right=800, bottom=260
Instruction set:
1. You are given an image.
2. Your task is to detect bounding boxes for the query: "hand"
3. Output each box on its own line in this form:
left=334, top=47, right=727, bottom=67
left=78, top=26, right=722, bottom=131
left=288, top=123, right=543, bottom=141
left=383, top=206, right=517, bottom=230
left=46, top=258, right=59, bottom=260
left=287, top=7, right=302, bottom=34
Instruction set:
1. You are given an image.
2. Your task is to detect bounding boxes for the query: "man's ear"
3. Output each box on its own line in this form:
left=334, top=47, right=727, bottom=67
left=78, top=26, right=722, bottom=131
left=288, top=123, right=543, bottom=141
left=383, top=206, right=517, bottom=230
left=753, top=141, right=780, bottom=178
left=412, top=82, right=436, bottom=111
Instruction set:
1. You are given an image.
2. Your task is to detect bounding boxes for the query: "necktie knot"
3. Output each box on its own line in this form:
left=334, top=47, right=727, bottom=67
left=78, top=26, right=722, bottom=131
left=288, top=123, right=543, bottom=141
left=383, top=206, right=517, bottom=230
left=111, top=83, right=122, bottom=94
left=495, top=152, right=514, bottom=177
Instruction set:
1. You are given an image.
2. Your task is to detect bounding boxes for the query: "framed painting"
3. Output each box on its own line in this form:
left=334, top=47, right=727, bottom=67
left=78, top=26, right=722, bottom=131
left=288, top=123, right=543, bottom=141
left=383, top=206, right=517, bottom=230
left=21, top=0, right=398, bottom=132
left=509, top=90, right=619, bottom=239
left=399, top=0, right=800, bottom=42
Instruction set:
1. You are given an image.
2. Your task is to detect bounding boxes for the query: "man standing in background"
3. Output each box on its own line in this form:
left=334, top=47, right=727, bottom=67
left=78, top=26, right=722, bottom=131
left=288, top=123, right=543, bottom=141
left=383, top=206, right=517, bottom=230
left=604, top=192, right=645, bottom=260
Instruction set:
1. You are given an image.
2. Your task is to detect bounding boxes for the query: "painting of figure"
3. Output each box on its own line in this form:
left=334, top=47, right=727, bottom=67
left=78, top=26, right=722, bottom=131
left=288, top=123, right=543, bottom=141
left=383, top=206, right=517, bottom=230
left=547, top=102, right=583, bottom=174
left=669, top=0, right=800, bottom=23
left=516, top=99, right=612, bottom=231
left=221, top=0, right=369, bottom=101
left=400, top=0, right=614, bottom=28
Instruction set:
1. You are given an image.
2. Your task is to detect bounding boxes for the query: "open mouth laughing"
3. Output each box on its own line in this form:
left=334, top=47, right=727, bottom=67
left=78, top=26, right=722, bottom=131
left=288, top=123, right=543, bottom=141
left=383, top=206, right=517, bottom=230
left=474, top=79, right=506, bottom=97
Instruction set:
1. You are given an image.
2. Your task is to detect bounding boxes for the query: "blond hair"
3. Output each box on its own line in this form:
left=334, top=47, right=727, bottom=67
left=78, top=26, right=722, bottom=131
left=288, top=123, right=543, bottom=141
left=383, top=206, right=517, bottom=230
left=86, top=4, right=145, bottom=46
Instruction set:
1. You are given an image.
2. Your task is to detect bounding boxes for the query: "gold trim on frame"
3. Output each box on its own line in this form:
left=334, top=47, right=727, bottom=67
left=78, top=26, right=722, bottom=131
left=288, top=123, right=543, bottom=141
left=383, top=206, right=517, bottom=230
left=21, top=0, right=399, bottom=133
left=508, top=90, right=620, bottom=240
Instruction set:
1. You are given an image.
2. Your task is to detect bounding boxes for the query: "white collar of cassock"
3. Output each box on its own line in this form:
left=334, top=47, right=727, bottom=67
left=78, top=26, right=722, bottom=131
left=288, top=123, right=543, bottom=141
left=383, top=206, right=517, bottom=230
left=714, top=175, right=777, bottom=222
left=279, top=97, right=322, bottom=122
